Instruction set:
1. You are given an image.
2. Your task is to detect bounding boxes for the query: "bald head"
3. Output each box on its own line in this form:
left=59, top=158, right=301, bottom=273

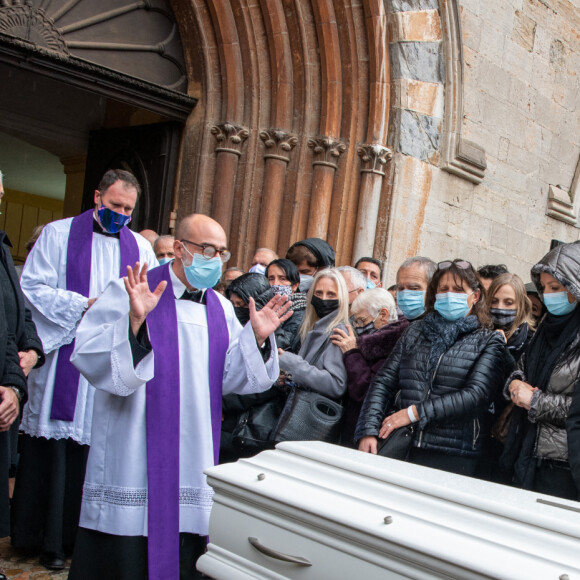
left=172, top=214, right=229, bottom=288
left=139, top=229, right=158, bottom=246
left=175, top=214, right=227, bottom=246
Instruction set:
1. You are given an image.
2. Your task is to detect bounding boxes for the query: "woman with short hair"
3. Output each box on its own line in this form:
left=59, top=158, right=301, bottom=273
left=331, top=288, right=409, bottom=447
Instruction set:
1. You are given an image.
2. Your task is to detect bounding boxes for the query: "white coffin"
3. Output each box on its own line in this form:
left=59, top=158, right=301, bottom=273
left=197, top=441, right=580, bottom=580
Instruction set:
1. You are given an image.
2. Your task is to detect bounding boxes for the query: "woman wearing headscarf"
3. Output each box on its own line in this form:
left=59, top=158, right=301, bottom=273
left=285, top=237, right=335, bottom=293
left=504, top=241, right=580, bottom=500
left=356, top=259, right=506, bottom=476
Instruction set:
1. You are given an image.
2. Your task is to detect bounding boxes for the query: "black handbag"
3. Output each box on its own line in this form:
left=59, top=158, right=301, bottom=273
left=273, top=338, right=344, bottom=444
left=377, top=424, right=415, bottom=460
left=231, top=393, right=286, bottom=454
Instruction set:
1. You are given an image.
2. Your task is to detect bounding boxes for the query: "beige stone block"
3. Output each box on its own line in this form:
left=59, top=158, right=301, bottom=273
left=498, top=137, right=510, bottom=162
left=478, top=57, right=512, bottom=103
left=401, top=80, right=444, bottom=118
left=478, top=23, right=506, bottom=64
left=460, top=7, right=482, bottom=52
left=502, top=38, right=534, bottom=84
left=490, top=220, right=508, bottom=253
left=513, top=10, right=536, bottom=52
left=388, top=10, right=442, bottom=43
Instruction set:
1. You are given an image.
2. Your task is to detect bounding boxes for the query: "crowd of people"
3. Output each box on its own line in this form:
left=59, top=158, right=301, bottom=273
left=1, top=166, right=580, bottom=578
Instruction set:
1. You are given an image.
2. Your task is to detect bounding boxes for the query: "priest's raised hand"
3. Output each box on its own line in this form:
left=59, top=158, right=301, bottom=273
left=249, top=293, right=293, bottom=347
left=123, top=262, right=168, bottom=336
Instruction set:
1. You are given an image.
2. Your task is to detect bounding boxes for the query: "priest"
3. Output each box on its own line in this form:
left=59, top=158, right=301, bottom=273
left=12, top=169, right=157, bottom=570
left=68, top=213, right=292, bottom=579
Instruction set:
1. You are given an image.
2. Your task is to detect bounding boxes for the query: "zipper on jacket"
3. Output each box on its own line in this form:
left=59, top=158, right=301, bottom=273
left=417, top=353, right=445, bottom=448
left=472, top=418, right=480, bottom=449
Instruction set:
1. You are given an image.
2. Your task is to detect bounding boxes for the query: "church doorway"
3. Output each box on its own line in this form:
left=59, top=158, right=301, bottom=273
left=0, top=0, right=195, bottom=263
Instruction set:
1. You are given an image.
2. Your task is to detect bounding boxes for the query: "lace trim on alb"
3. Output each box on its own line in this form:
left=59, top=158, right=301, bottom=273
left=110, top=325, right=138, bottom=397
left=83, top=483, right=214, bottom=509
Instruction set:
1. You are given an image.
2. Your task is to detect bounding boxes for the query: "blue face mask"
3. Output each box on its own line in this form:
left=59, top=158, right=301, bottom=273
left=182, top=246, right=223, bottom=289
left=543, top=291, right=577, bottom=316
left=158, top=257, right=172, bottom=266
left=97, top=206, right=132, bottom=234
left=366, top=279, right=376, bottom=290
left=435, top=292, right=472, bottom=321
left=397, top=289, right=426, bottom=320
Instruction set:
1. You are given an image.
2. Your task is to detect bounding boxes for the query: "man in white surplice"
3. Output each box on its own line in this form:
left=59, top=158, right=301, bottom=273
left=11, top=169, right=157, bottom=571
left=68, top=214, right=291, bottom=579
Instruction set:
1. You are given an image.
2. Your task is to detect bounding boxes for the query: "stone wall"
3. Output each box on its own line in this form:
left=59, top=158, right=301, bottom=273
left=382, top=0, right=580, bottom=286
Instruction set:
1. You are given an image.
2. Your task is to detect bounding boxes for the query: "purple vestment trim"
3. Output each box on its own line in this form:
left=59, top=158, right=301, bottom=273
left=145, top=266, right=228, bottom=580
left=51, top=210, right=139, bottom=421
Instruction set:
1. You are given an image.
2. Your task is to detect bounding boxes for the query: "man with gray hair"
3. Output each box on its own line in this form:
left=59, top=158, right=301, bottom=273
left=395, top=256, right=437, bottom=321
left=337, top=265, right=367, bottom=311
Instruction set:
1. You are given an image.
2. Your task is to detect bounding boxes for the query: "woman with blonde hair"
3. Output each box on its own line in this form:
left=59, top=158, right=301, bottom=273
left=278, top=268, right=350, bottom=400
left=487, top=273, right=535, bottom=365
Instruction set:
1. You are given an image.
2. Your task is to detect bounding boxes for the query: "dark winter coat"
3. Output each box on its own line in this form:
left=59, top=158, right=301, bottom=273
left=504, top=240, right=580, bottom=491
left=355, top=313, right=506, bottom=458
left=341, top=317, right=409, bottom=447
left=0, top=231, right=44, bottom=379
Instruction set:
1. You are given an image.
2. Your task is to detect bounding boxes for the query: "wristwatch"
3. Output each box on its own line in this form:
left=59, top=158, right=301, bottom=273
left=8, top=386, right=23, bottom=403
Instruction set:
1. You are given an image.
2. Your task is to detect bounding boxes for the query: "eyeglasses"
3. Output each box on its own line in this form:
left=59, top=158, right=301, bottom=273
left=353, top=314, right=373, bottom=327
left=438, top=260, right=472, bottom=271
left=181, top=239, right=231, bottom=263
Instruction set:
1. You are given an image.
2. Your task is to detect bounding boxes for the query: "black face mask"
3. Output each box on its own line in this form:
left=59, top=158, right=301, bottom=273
left=234, top=306, right=251, bottom=326
left=355, top=321, right=377, bottom=336
left=311, top=295, right=339, bottom=319
left=490, top=307, right=517, bottom=329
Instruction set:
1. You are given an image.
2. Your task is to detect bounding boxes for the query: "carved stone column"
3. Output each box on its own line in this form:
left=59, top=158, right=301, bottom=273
left=257, top=129, right=298, bottom=250
left=306, top=136, right=347, bottom=239
left=352, top=144, right=393, bottom=260
left=210, top=122, right=249, bottom=238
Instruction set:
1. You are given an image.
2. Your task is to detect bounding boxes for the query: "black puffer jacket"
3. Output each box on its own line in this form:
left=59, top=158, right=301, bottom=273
left=355, top=314, right=506, bottom=457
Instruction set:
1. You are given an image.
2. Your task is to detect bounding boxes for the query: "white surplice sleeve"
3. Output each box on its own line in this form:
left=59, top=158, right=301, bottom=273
left=20, top=220, right=88, bottom=353
left=220, top=298, right=280, bottom=396
left=71, top=279, right=154, bottom=396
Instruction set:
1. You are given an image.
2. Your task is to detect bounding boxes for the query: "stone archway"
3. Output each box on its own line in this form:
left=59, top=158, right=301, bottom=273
left=170, top=0, right=395, bottom=269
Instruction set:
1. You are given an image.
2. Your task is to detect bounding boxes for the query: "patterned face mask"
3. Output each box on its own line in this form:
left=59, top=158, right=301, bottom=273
left=490, top=308, right=517, bottom=329
left=271, top=284, right=293, bottom=297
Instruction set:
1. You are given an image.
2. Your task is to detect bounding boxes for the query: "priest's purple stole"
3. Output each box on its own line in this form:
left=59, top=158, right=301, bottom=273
left=145, top=264, right=228, bottom=580
left=50, top=209, right=139, bottom=421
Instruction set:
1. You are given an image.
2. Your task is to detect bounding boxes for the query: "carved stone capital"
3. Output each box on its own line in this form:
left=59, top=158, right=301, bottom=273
left=307, top=136, right=347, bottom=169
left=357, top=144, right=393, bottom=176
left=211, top=123, right=249, bottom=157
left=0, top=3, right=69, bottom=55
left=259, top=129, right=298, bottom=163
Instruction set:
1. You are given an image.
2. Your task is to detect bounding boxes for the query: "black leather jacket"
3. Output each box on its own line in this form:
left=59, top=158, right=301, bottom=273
left=355, top=318, right=506, bottom=457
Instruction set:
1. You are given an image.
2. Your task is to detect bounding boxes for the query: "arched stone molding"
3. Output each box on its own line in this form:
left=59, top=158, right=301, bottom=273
left=170, top=0, right=398, bottom=268
left=439, top=0, right=487, bottom=184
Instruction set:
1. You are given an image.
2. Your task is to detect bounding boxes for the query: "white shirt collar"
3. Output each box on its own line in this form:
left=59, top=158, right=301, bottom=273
left=169, top=262, right=187, bottom=299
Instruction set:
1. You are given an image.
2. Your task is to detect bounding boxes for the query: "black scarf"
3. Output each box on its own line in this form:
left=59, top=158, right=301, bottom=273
left=421, top=312, right=480, bottom=377
left=506, top=322, right=529, bottom=362
left=525, top=307, right=580, bottom=391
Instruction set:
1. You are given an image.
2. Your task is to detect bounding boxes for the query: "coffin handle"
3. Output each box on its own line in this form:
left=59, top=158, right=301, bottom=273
left=248, top=537, right=313, bottom=566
